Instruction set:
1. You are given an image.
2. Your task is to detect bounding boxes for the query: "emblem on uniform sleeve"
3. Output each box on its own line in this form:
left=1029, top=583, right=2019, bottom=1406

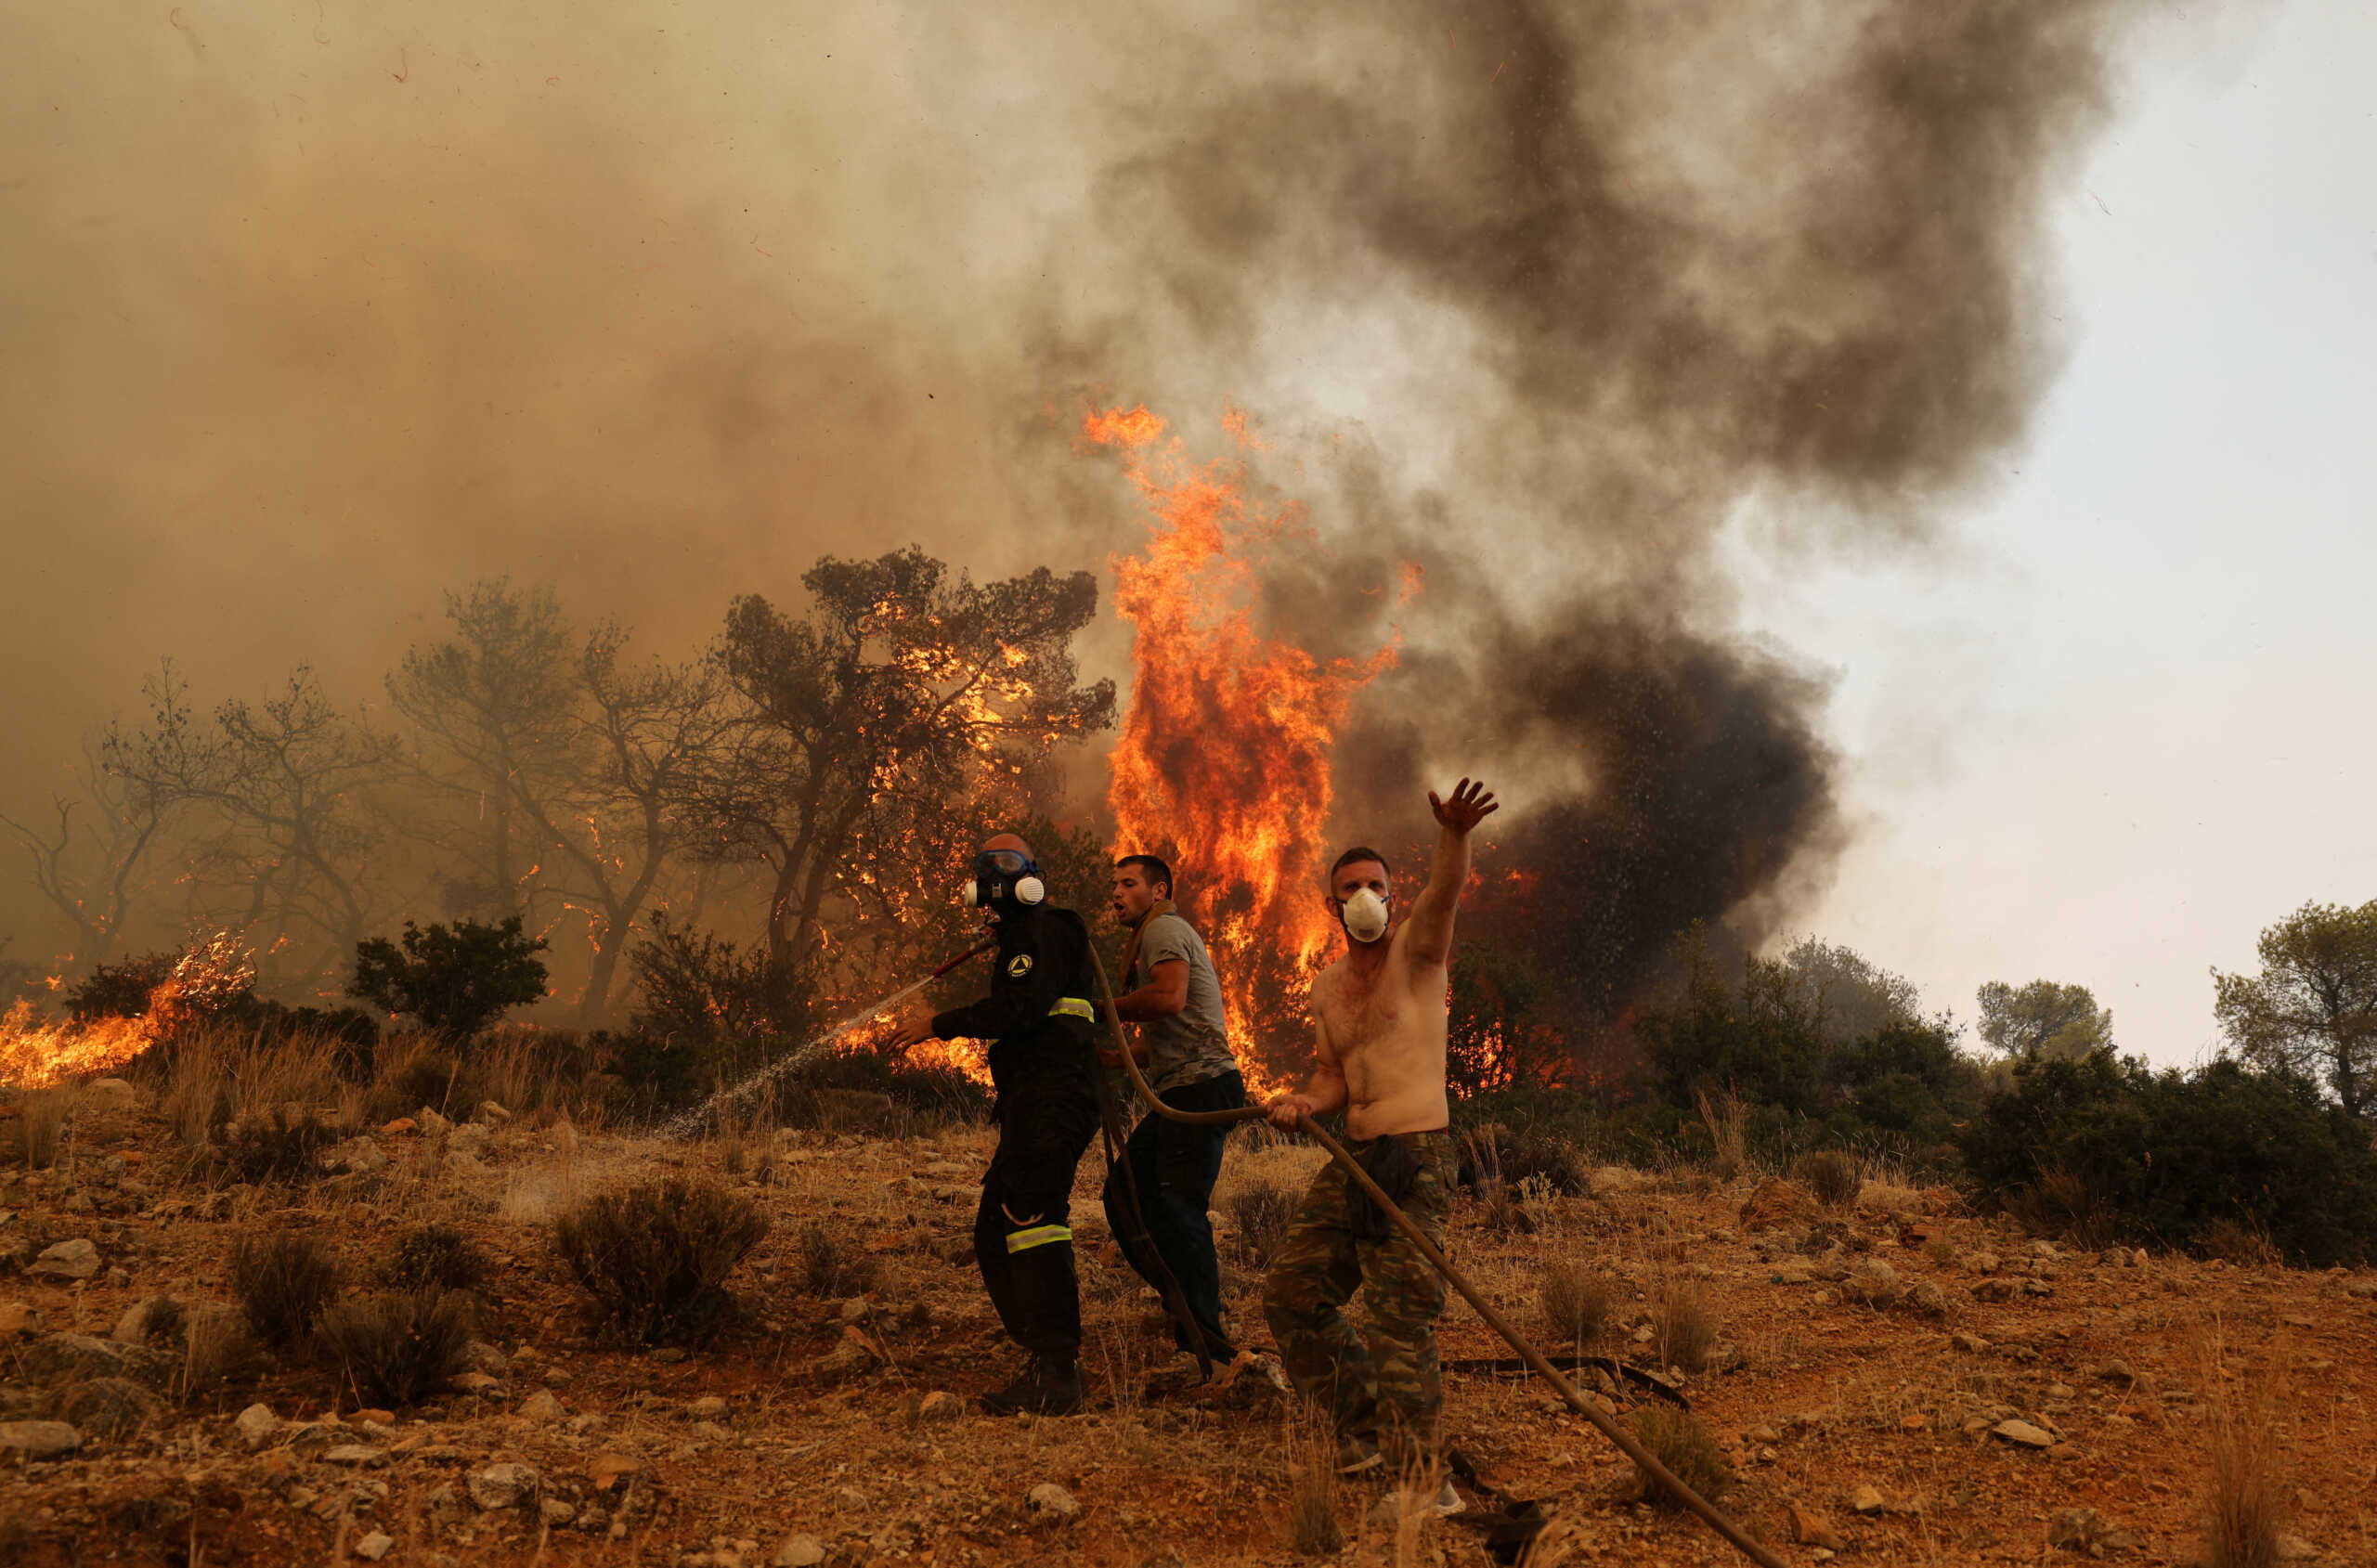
left=1007, top=953, right=1034, bottom=978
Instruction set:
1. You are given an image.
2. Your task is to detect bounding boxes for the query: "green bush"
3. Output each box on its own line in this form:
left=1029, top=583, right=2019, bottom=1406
left=1956, top=1050, right=2377, bottom=1267
left=552, top=1178, right=770, bottom=1346
left=348, top=916, right=549, bottom=1038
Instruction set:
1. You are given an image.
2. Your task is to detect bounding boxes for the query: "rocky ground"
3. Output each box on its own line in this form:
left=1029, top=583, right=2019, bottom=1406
left=5, top=1078, right=2376, bottom=1568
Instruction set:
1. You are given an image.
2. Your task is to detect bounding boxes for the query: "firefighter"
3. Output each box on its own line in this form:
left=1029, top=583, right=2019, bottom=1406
left=891, top=832, right=1101, bottom=1415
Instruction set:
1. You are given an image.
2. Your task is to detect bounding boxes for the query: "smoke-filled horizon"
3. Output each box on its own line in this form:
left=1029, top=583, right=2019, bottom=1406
left=3, top=2, right=2157, bottom=1024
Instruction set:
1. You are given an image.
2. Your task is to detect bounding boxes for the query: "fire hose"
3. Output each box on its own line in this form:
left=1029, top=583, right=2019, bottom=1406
left=1080, top=939, right=1788, bottom=1568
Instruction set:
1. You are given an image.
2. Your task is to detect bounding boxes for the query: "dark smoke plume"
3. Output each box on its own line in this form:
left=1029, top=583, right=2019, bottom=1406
left=1028, top=0, right=2142, bottom=1026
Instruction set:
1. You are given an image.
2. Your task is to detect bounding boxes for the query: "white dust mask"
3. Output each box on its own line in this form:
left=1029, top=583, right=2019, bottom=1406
left=1338, top=888, right=1390, bottom=944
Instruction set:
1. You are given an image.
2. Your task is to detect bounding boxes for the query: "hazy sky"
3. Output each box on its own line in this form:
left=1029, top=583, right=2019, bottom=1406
left=1736, top=2, right=2377, bottom=1063
left=2, top=2, right=2365, bottom=1062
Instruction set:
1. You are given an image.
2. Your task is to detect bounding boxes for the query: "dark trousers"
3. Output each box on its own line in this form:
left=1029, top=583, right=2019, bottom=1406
left=974, top=1064, right=1101, bottom=1359
left=1100, top=1069, right=1245, bottom=1351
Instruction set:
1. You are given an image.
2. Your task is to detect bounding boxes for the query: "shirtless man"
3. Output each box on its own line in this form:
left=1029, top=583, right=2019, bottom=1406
left=1262, top=777, right=1498, bottom=1493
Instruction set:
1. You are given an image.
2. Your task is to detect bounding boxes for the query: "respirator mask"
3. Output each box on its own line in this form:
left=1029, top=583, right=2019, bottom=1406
left=1336, top=888, right=1390, bottom=944
left=961, top=848, right=1046, bottom=913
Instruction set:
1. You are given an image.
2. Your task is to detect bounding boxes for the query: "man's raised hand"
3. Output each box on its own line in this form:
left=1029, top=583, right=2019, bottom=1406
left=1428, top=777, right=1499, bottom=835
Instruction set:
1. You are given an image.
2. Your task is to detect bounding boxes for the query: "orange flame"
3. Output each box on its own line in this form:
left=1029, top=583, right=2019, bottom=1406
left=1, top=929, right=259, bottom=1090
left=0, top=1002, right=155, bottom=1090
left=1087, top=404, right=1405, bottom=1086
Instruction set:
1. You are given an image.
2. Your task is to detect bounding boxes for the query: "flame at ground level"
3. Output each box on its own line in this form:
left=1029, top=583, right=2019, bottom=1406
left=0, top=1001, right=156, bottom=1090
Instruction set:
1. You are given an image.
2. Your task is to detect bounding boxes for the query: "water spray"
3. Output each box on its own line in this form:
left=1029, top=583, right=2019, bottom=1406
left=658, top=937, right=994, bottom=1141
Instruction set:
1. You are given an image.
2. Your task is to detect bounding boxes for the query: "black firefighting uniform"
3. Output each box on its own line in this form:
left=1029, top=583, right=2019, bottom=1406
left=929, top=903, right=1102, bottom=1361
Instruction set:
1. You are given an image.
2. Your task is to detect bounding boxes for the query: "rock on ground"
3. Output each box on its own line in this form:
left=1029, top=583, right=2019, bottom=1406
left=30, top=1238, right=99, bottom=1280
left=81, top=1079, right=138, bottom=1110
left=354, top=1531, right=396, bottom=1562
left=0, top=1421, right=82, bottom=1458
left=1738, top=1179, right=1820, bottom=1233
left=1026, top=1483, right=1080, bottom=1521
left=47, top=1378, right=163, bottom=1442
left=234, top=1404, right=282, bottom=1452
left=469, top=1462, right=540, bottom=1510
left=1991, top=1419, right=2054, bottom=1449
left=1789, top=1502, right=1846, bottom=1550
left=20, top=1333, right=179, bottom=1391
left=773, top=1536, right=825, bottom=1568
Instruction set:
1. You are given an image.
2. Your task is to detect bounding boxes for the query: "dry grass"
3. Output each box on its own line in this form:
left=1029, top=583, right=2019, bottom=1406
left=2200, top=1331, right=2287, bottom=1568
left=229, top=1230, right=343, bottom=1349
left=318, top=1289, right=473, bottom=1408
left=5, top=1086, right=73, bottom=1169
left=1655, top=1279, right=1721, bottom=1374
left=1693, top=1086, right=1749, bottom=1181
left=1630, top=1403, right=1732, bottom=1510
left=1282, top=1401, right=1344, bottom=1555
left=1226, top=1178, right=1302, bottom=1269
left=1539, top=1261, right=1617, bottom=1354
left=1792, top=1149, right=1860, bottom=1208
left=795, top=1219, right=881, bottom=1299
left=160, top=1037, right=232, bottom=1149
left=176, top=1307, right=261, bottom=1406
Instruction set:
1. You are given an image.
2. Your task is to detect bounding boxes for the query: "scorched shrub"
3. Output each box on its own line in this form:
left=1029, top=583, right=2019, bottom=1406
left=552, top=1177, right=769, bottom=1346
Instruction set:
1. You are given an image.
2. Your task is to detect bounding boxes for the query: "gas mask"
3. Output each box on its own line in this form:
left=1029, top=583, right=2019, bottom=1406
left=962, top=848, right=1046, bottom=913
left=1336, top=888, right=1390, bottom=944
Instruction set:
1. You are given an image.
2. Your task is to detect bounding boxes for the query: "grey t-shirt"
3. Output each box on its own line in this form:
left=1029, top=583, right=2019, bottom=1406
left=1131, top=912, right=1238, bottom=1093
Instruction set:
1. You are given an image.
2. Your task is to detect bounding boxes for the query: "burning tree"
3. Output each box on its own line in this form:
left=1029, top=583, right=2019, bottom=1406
left=691, top=547, right=1115, bottom=987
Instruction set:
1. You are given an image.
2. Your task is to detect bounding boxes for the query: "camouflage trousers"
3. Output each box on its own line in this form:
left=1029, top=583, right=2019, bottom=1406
left=1262, top=1129, right=1454, bottom=1458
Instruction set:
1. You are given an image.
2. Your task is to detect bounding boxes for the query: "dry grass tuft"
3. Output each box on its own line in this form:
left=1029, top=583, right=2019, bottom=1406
left=229, top=1231, right=343, bottom=1350
left=1281, top=1401, right=1344, bottom=1555
left=2201, top=1219, right=2281, bottom=1270
left=1694, top=1086, right=1749, bottom=1181
left=317, top=1289, right=473, bottom=1407
left=5, top=1086, right=74, bottom=1169
left=1539, top=1261, right=1617, bottom=1353
left=795, top=1220, right=881, bottom=1299
left=1228, top=1179, right=1301, bottom=1269
left=176, top=1308, right=261, bottom=1406
left=2201, top=1333, right=2287, bottom=1568
left=1792, top=1150, right=1861, bottom=1208
left=552, top=1177, right=770, bottom=1346
left=2007, top=1162, right=2118, bottom=1249
left=1655, top=1280, right=1721, bottom=1374
left=1630, top=1403, right=1732, bottom=1510
left=217, top=1103, right=336, bottom=1185
left=160, top=1037, right=231, bottom=1149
